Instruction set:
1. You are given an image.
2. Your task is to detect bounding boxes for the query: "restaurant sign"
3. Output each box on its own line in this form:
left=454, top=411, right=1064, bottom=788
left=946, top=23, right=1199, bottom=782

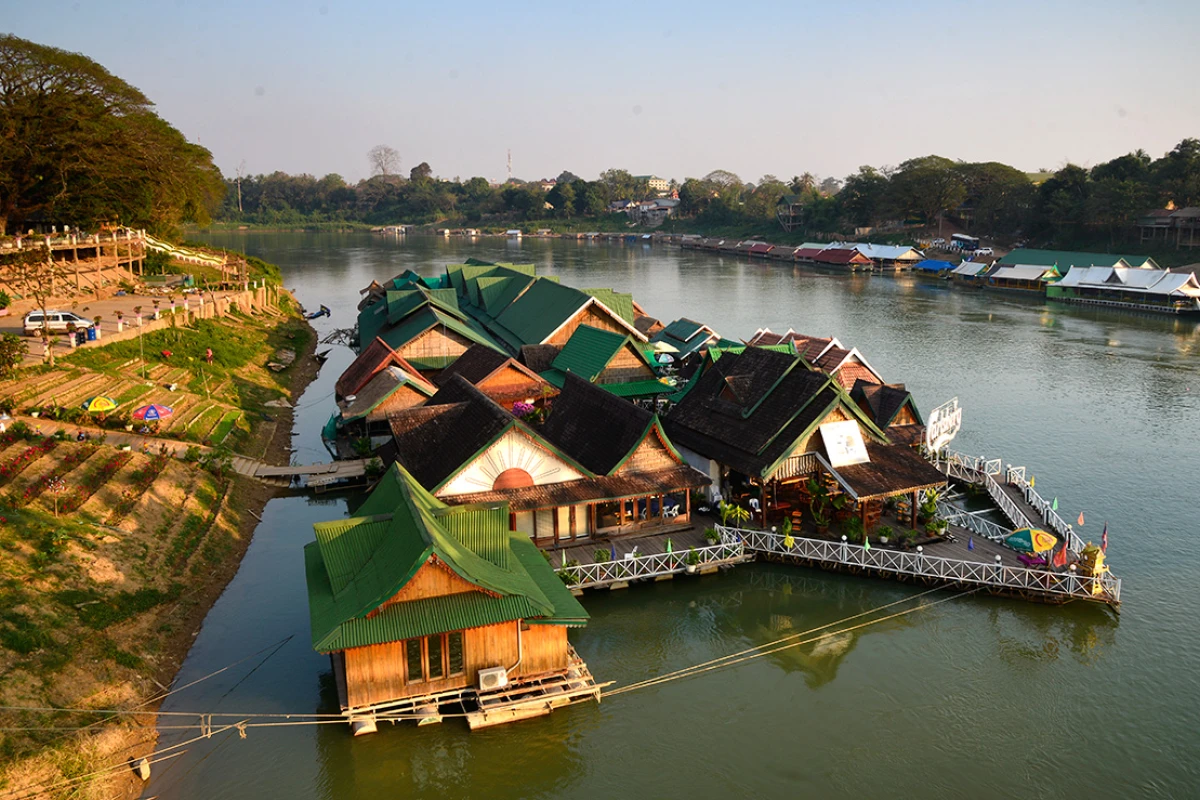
left=925, top=397, right=962, bottom=452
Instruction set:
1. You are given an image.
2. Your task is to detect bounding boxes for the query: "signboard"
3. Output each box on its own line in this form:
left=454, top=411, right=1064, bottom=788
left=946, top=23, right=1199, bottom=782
left=925, top=397, right=963, bottom=452
left=820, top=420, right=870, bottom=467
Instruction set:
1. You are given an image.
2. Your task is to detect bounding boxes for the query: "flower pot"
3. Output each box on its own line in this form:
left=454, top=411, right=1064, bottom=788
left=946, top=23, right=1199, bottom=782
left=686, top=564, right=697, bottom=574
left=124, top=425, right=134, bottom=432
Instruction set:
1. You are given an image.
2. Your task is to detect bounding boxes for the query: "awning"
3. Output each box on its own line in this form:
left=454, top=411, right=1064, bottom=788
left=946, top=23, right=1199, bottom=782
left=823, top=443, right=947, bottom=502
left=444, top=465, right=710, bottom=511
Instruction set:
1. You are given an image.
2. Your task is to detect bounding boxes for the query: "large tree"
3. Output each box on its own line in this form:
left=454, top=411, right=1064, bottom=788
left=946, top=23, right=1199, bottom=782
left=368, top=144, right=400, bottom=177
left=0, top=34, right=222, bottom=236
left=887, top=155, right=966, bottom=224
left=1153, top=138, right=1200, bottom=208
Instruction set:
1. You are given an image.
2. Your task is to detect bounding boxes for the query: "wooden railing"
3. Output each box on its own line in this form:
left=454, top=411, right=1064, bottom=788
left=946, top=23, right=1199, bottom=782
left=718, top=525, right=1121, bottom=605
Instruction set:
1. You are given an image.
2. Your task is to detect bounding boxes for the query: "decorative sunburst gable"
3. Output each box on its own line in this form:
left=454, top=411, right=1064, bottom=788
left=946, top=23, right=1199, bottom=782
left=439, top=427, right=588, bottom=496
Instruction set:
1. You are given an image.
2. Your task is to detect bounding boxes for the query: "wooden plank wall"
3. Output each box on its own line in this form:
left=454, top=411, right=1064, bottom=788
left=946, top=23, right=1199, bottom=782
left=341, top=620, right=572, bottom=709
left=598, top=344, right=657, bottom=384
left=547, top=306, right=628, bottom=346
left=399, top=328, right=471, bottom=362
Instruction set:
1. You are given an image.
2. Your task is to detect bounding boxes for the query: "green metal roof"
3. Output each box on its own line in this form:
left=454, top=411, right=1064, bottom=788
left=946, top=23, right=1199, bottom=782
left=550, top=324, right=642, bottom=381
left=583, top=288, right=636, bottom=325
left=378, top=306, right=504, bottom=355
left=306, top=463, right=587, bottom=653
left=493, top=279, right=592, bottom=347
left=708, top=342, right=798, bottom=361
left=541, top=368, right=676, bottom=399
left=660, top=318, right=706, bottom=342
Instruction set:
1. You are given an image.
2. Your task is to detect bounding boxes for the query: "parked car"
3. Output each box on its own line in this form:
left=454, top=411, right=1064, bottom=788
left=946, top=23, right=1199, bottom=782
left=23, top=310, right=95, bottom=336
left=973, top=247, right=995, bottom=256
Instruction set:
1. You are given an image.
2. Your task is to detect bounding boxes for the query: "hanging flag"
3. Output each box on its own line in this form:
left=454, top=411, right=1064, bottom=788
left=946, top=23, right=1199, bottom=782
left=863, top=535, right=871, bottom=551
left=1077, top=511, right=1085, bottom=526
left=1101, top=522, right=1109, bottom=553
left=967, top=536, right=974, bottom=551
left=1029, top=475, right=1036, bottom=488
left=1051, top=497, right=1058, bottom=511
left=610, top=544, right=617, bottom=562
left=1052, top=542, right=1067, bottom=569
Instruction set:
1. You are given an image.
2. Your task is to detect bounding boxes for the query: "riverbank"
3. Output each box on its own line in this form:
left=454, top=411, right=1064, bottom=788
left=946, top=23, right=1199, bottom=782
left=0, top=284, right=320, bottom=799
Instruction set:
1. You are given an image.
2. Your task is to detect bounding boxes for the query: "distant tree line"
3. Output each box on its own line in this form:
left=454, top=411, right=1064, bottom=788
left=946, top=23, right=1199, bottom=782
left=0, top=35, right=223, bottom=238
left=217, top=141, right=1200, bottom=245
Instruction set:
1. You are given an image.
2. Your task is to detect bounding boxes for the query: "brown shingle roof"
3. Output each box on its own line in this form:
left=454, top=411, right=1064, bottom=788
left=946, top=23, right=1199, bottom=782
left=832, top=442, right=945, bottom=501
left=384, top=377, right=515, bottom=490
left=519, top=344, right=562, bottom=373
left=539, top=372, right=657, bottom=475
left=664, top=348, right=840, bottom=478
left=852, top=380, right=915, bottom=427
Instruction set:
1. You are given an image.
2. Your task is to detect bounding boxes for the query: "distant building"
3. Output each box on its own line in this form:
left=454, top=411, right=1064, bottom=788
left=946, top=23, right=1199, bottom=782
left=538, top=179, right=557, bottom=192
left=1137, top=207, right=1200, bottom=249
left=634, top=175, right=670, bottom=195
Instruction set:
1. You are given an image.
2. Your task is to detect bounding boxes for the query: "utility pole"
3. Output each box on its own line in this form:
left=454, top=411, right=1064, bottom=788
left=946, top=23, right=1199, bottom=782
left=506, top=149, right=512, bottom=182
left=235, top=160, right=247, bottom=214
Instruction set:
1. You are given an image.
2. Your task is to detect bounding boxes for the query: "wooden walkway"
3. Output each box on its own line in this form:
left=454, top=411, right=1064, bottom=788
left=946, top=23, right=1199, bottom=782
left=547, top=527, right=712, bottom=569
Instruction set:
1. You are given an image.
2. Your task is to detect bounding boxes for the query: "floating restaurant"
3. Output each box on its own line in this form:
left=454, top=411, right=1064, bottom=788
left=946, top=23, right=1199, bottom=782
left=308, top=258, right=1123, bottom=735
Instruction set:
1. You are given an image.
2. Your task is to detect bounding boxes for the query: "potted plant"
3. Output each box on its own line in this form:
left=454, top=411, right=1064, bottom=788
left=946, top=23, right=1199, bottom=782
left=878, top=524, right=894, bottom=545
left=133, top=305, right=143, bottom=327
left=685, top=547, right=701, bottom=573
left=115, top=310, right=125, bottom=332
left=918, top=490, right=939, bottom=525
left=812, top=505, right=830, bottom=537
left=843, top=516, right=864, bottom=544
left=704, top=527, right=720, bottom=545
left=152, top=299, right=161, bottom=319
left=93, top=315, right=102, bottom=340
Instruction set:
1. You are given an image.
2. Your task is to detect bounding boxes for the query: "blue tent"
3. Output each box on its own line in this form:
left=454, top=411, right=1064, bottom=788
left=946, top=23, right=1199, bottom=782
left=913, top=259, right=954, bottom=273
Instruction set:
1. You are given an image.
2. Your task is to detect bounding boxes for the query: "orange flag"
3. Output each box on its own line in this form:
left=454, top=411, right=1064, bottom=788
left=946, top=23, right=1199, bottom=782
left=1077, top=511, right=1085, bottom=526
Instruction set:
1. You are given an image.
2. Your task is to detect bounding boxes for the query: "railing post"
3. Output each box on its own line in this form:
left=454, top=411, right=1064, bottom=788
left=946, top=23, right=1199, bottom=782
left=840, top=535, right=848, bottom=563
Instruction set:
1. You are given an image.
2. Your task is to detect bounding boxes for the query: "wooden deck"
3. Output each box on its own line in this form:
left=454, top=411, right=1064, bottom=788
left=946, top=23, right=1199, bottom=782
left=547, top=527, right=712, bottom=569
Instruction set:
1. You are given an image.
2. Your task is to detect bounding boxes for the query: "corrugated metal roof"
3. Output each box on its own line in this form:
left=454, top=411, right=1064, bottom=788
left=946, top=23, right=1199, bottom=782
left=583, top=288, right=636, bottom=325
left=951, top=261, right=988, bottom=276
left=550, top=324, right=632, bottom=381
left=990, top=265, right=1056, bottom=282
left=306, top=464, right=588, bottom=653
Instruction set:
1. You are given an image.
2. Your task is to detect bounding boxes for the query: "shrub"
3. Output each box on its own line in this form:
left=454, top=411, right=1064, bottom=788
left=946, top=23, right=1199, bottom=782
left=594, top=548, right=610, bottom=563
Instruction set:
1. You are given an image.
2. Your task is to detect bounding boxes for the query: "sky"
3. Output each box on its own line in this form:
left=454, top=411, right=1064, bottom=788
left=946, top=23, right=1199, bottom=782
left=4, top=0, right=1199, bottom=185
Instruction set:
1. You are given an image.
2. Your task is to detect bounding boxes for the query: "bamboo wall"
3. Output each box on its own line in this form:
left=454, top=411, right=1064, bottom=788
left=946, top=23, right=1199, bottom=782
left=547, top=305, right=629, bottom=346
left=398, top=327, right=471, bottom=363
left=598, top=345, right=656, bottom=384
left=618, top=432, right=678, bottom=475
left=365, top=385, right=428, bottom=422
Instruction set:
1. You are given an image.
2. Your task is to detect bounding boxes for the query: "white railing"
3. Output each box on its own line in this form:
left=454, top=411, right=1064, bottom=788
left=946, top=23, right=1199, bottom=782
left=937, top=502, right=1013, bottom=542
left=929, top=449, right=1002, bottom=479
left=982, top=470, right=1035, bottom=531
left=1006, top=467, right=1086, bottom=554
left=556, top=541, right=748, bottom=589
left=718, top=525, right=1120, bottom=605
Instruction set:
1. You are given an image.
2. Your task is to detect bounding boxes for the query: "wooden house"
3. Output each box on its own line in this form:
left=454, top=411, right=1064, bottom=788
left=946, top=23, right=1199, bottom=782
left=663, top=347, right=945, bottom=529
left=330, top=337, right=437, bottom=446
left=381, top=375, right=708, bottom=546
left=815, top=247, right=874, bottom=269
left=985, top=264, right=1060, bottom=293
left=304, top=463, right=597, bottom=731
left=434, top=343, right=556, bottom=408
left=540, top=325, right=672, bottom=400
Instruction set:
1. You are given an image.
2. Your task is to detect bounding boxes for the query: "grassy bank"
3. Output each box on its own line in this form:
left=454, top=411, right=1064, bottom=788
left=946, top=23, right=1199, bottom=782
left=0, top=286, right=319, bottom=798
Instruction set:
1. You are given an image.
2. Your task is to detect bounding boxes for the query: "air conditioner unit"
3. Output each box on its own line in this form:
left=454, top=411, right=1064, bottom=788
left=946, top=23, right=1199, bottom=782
left=478, top=666, right=509, bottom=692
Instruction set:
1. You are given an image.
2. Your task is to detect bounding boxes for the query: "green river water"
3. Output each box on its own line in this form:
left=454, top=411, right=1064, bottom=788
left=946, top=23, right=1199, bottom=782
left=143, top=233, right=1200, bottom=799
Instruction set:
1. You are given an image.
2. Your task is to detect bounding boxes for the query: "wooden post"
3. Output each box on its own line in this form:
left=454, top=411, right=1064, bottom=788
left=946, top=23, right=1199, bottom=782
left=760, top=480, right=767, bottom=527
left=910, top=491, right=919, bottom=530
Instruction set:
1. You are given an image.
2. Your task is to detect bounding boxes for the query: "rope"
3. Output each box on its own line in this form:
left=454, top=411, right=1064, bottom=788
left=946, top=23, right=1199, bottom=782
left=607, top=587, right=980, bottom=697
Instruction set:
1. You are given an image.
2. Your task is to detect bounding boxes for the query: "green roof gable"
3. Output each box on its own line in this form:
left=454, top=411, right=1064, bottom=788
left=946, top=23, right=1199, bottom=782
left=583, top=288, right=636, bottom=325
left=493, top=279, right=592, bottom=347
left=377, top=306, right=504, bottom=357
left=306, top=464, right=587, bottom=652
left=550, top=324, right=651, bottom=382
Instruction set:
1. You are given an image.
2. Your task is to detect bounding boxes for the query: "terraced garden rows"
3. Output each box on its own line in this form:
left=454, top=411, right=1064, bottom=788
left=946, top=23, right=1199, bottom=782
left=9, top=444, right=102, bottom=511
left=8, top=370, right=81, bottom=404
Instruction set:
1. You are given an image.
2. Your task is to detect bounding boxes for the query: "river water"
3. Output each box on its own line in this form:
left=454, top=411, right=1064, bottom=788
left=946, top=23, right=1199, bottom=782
left=144, top=233, right=1200, bottom=799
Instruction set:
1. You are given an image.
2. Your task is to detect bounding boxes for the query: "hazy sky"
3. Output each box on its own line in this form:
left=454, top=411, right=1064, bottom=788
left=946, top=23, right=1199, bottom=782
left=5, top=0, right=1198, bottom=184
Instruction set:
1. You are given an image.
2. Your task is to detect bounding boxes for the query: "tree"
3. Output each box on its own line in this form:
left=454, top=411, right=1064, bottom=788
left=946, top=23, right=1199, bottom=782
left=839, top=166, right=890, bottom=227
left=888, top=155, right=966, bottom=224
left=1153, top=138, right=1200, bottom=208
left=0, top=333, right=27, bottom=379
left=819, top=176, right=843, bottom=196
left=546, top=181, right=576, bottom=219
left=0, top=34, right=223, bottom=236
left=368, top=144, right=400, bottom=177
left=790, top=173, right=816, bottom=194
left=409, top=161, right=432, bottom=182
left=0, top=244, right=73, bottom=365
left=954, top=162, right=1035, bottom=235
left=555, top=170, right=581, bottom=185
